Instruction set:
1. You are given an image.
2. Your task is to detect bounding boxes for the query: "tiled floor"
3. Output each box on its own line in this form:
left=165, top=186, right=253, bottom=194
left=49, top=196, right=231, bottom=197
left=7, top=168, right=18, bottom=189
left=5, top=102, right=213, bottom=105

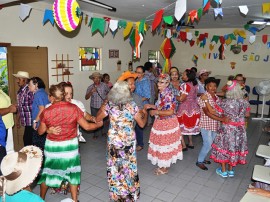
left=33, top=118, right=269, bottom=202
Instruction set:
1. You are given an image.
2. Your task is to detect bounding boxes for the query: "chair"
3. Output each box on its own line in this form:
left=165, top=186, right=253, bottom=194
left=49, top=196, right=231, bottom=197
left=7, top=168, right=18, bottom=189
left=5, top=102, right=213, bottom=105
left=245, top=85, right=251, bottom=94
left=249, top=87, right=263, bottom=117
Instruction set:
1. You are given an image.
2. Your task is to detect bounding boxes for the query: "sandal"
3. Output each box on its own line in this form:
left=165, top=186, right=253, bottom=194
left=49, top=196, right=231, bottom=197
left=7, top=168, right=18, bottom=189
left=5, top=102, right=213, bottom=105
left=154, top=168, right=168, bottom=175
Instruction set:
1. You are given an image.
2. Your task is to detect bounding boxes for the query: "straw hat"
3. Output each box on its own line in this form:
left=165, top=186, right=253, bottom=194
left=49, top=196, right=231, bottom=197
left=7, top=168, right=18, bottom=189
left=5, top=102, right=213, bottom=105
left=89, top=72, right=103, bottom=80
left=198, top=69, right=211, bottom=77
left=0, top=146, right=42, bottom=195
left=12, top=71, right=30, bottom=79
left=117, top=71, right=138, bottom=81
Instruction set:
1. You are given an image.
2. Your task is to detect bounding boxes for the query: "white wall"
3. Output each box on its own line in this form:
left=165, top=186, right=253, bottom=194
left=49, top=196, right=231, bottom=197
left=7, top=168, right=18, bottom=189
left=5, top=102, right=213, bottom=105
left=1, top=2, right=270, bottom=115
left=0, top=2, right=162, bottom=110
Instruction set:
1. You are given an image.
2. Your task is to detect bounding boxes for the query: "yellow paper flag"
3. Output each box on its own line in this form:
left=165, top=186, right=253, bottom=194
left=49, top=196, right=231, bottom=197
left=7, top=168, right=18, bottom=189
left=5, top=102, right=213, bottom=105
left=135, top=21, right=140, bottom=30
left=262, top=3, right=270, bottom=14
left=225, top=38, right=232, bottom=45
left=123, top=22, right=133, bottom=38
left=238, top=30, right=246, bottom=39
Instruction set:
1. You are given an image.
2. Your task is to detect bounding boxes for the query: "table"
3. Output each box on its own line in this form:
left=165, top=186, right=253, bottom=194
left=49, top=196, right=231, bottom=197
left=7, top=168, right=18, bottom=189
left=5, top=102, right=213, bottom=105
left=257, top=145, right=270, bottom=159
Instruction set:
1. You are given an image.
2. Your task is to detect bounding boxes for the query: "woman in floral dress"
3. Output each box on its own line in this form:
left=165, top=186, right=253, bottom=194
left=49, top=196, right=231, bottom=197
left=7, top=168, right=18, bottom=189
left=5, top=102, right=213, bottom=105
left=177, top=69, right=200, bottom=149
left=97, top=81, right=147, bottom=201
left=145, top=73, right=182, bottom=175
left=210, top=80, right=250, bottom=178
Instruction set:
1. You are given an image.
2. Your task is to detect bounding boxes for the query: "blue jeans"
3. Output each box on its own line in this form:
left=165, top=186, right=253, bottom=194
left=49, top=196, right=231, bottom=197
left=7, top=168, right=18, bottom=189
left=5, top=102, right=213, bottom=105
left=197, top=128, right=217, bottom=163
left=135, top=124, right=144, bottom=147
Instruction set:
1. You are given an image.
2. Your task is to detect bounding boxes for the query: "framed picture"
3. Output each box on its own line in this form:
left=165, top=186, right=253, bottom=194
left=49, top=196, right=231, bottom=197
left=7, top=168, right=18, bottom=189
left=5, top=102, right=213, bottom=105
left=109, top=49, right=119, bottom=58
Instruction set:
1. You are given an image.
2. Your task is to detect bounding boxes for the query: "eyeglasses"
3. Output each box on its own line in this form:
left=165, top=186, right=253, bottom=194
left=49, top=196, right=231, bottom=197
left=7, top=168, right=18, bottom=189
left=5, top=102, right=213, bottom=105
left=236, top=79, right=244, bottom=82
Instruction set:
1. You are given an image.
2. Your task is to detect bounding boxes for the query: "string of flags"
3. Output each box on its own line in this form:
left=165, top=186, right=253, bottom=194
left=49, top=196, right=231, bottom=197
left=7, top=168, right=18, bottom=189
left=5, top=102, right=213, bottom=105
left=11, top=0, right=270, bottom=70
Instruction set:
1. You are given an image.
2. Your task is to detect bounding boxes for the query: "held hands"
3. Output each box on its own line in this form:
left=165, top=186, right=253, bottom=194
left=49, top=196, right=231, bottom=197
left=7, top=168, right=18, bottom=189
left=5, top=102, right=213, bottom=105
left=96, top=120, right=103, bottom=128
left=222, top=116, right=230, bottom=123
left=144, top=104, right=156, bottom=110
left=150, top=110, right=158, bottom=117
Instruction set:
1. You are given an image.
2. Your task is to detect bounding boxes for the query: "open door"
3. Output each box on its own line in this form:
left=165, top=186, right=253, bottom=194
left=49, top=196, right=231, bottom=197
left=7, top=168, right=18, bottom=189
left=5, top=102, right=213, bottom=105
left=7, top=46, right=48, bottom=151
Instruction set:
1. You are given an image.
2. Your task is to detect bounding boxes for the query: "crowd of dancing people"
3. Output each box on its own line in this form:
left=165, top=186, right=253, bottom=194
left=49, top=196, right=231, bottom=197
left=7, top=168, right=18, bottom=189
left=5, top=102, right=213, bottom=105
left=1, top=63, right=269, bottom=202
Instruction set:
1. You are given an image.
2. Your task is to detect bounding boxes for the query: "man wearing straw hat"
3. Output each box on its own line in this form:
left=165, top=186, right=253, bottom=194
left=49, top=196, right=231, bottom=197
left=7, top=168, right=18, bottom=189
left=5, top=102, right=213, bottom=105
left=12, top=71, right=34, bottom=146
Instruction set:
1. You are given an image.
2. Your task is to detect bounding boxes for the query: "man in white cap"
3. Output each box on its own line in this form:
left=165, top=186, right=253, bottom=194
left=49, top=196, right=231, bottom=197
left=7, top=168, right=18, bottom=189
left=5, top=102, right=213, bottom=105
left=13, top=71, right=34, bottom=146
left=197, top=69, right=211, bottom=96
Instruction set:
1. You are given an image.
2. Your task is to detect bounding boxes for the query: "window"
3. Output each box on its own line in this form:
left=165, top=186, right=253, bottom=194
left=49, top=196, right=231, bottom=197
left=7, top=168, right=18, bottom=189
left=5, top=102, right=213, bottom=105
left=79, top=47, right=102, bottom=71
left=0, top=47, right=8, bottom=94
left=148, top=50, right=159, bottom=64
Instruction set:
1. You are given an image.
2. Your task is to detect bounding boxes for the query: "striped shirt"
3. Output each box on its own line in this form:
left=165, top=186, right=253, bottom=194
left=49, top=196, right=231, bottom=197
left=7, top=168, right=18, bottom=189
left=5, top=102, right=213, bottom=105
left=17, top=85, right=34, bottom=126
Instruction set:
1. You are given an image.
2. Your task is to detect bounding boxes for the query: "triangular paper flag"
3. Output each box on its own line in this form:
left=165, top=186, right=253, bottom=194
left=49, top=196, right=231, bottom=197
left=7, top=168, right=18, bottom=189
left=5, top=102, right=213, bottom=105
left=85, top=15, right=88, bottom=25
left=239, top=5, right=248, bottom=15
left=123, top=22, right=133, bottom=38
left=262, top=3, right=270, bottom=14
left=91, top=18, right=105, bottom=35
left=186, top=32, right=193, bottom=40
left=163, top=16, right=174, bottom=25
left=118, top=20, right=127, bottom=29
left=109, top=20, right=118, bottom=32
left=203, top=0, right=208, bottom=8
left=152, top=9, right=164, bottom=31
left=190, top=40, right=195, bottom=47
left=166, top=29, right=172, bottom=38
left=214, top=8, right=223, bottom=18
left=203, top=1, right=211, bottom=12
left=209, top=44, right=214, bottom=51
left=197, top=8, right=203, bottom=19
left=262, top=35, right=268, bottom=44
left=138, top=19, right=145, bottom=34
left=43, top=9, right=54, bottom=25
left=249, top=35, right=256, bottom=44
left=19, top=3, right=32, bottom=21
left=237, top=36, right=244, bottom=44
left=174, top=0, right=186, bottom=21
left=242, top=45, right=248, bottom=52
left=189, top=10, right=198, bottom=23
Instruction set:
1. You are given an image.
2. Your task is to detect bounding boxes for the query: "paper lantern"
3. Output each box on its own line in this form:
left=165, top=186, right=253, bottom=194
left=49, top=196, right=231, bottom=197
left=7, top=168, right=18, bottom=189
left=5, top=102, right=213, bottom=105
left=160, top=38, right=176, bottom=73
left=53, top=0, right=80, bottom=32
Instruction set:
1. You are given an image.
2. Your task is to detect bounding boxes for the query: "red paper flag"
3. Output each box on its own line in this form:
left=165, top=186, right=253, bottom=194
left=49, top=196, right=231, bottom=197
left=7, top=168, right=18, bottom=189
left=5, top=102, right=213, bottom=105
left=242, top=45, right=248, bottom=52
left=189, top=10, right=198, bottom=23
left=190, top=40, right=195, bottom=47
left=205, top=33, right=208, bottom=38
left=180, top=31, right=187, bottom=41
left=152, top=9, right=164, bottom=32
left=203, top=1, right=211, bottom=12
left=198, top=34, right=205, bottom=41
left=219, top=36, right=225, bottom=44
left=262, top=35, right=268, bottom=44
left=103, top=17, right=111, bottom=22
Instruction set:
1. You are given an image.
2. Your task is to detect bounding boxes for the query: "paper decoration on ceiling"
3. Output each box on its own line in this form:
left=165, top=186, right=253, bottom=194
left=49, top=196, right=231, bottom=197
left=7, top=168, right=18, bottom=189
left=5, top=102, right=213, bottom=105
left=160, top=38, right=176, bottom=73
left=249, top=35, right=256, bottom=44
left=203, top=1, right=211, bottom=12
left=174, top=0, right=186, bottom=21
left=163, top=16, right=174, bottom=25
left=19, top=3, right=32, bottom=21
left=43, top=9, right=54, bottom=25
left=203, top=0, right=208, bottom=8
left=192, top=55, right=198, bottom=66
left=109, top=20, right=118, bottom=32
left=230, top=62, right=236, bottom=69
left=123, top=22, right=133, bottom=38
left=214, top=8, right=223, bottom=18
left=129, top=29, right=143, bottom=59
left=152, top=9, right=164, bottom=32
left=262, top=3, right=270, bottom=14
left=262, top=35, right=268, bottom=44
left=91, top=18, right=105, bottom=35
left=189, top=10, right=198, bottom=23
left=166, top=29, right=172, bottom=38
left=267, top=42, right=270, bottom=49
left=209, top=44, right=214, bottom=51
left=186, top=32, right=193, bottom=40
left=53, top=0, right=80, bottom=32
left=239, top=5, right=248, bottom=15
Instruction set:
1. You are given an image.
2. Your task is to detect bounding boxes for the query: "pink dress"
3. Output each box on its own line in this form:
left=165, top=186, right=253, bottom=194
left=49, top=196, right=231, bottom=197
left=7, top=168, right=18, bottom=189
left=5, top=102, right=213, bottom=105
left=177, top=82, right=200, bottom=135
left=148, top=87, right=183, bottom=168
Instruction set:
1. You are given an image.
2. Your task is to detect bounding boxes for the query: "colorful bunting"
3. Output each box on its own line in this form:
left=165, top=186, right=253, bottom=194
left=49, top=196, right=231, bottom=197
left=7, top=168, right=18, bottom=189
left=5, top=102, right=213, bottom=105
left=197, top=8, right=203, bottom=19
left=220, top=36, right=225, bottom=44
left=129, top=29, right=143, bottom=59
left=192, top=55, right=198, bottom=66
left=118, top=20, right=127, bottom=29
left=209, top=44, right=215, bottom=51
left=123, top=22, right=133, bottom=38
left=203, top=1, right=211, bottom=12
left=189, top=10, right=198, bottom=23
left=186, top=32, right=193, bottom=40
left=237, top=36, right=244, bottom=44
left=174, top=0, right=186, bottom=21
left=160, top=38, right=176, bottom=73
left=249, top=35, right=256, bottom=44
left=189, top=40, right=195, bottom=47
left=180, top=31, right=187, bottom=41
left=43, top=9, right=54, bottom=25
left=211, top=35, right=219, bottom=44
left=242, top=45, right=248, bottom=52
left=19, top=3, right=32, bottom=21
left=138, top=19, right=146, bottom=34
left=152, top=9, right=164, bottom=31
left=239, top=5, right=248, bottom=15
left=214, top=8, right=223, bottom=18
left=195, top=30, right=199, bottom=37
left=109, top=20, right=118, bottom=32
left=267, top=42, right=270, bottom=49
left=248, top=27, right=259, bottom=35
left=203, top=0, right=209, bottom=8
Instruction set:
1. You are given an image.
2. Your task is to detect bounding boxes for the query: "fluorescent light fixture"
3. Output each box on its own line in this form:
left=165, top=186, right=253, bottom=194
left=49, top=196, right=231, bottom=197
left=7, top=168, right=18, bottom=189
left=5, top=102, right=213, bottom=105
left=248, top=20, right=270, bottom=25
left=79, top=0, right=116, bottom=12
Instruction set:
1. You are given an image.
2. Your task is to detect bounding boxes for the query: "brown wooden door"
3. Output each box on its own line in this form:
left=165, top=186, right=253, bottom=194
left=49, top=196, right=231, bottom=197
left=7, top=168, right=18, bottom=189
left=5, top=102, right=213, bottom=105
left=7, top=46, right=48, bottom=151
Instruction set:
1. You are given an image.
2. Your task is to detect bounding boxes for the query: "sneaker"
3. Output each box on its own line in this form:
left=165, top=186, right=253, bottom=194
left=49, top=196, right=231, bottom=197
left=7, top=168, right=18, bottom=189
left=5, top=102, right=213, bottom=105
left=216, top=168, right=228, bottom=178
left=227, top=170, right=235, bottom=177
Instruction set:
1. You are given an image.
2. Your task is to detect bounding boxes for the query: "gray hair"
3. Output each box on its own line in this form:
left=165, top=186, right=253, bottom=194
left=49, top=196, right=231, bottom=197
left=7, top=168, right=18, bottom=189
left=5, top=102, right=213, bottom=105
left=226, top=83, right=245, bottom=99
left=107, top=81, right=133, bottom=105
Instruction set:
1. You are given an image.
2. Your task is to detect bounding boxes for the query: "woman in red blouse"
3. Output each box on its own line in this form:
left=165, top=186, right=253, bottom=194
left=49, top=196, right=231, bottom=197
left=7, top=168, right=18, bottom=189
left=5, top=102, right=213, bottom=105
left=38, top=84, right=103, bottom=202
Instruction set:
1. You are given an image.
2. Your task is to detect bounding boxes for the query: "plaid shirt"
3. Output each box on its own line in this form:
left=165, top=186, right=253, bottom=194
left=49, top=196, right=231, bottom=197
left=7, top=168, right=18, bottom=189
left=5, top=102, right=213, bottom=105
left=198, top=92, right=220, bottom=132
left=86, top=82, right=110, bottom=109
left=17, top=85, right=34, bottom=126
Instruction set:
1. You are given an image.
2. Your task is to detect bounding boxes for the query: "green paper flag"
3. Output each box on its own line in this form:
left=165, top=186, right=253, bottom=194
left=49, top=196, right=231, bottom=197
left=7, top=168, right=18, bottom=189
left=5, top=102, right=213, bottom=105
left=244, top=24, right=250, bottom=30
left=229, top=33, right=236, bottom=40
left=163, top=16, right=174, bottom=25
left=129, top=29, right=135, bottom=48
left=197, top=8, right=203, bottom=19
left=139, top=19, right=145, bottom=34
left=211, top=35, right=219, bottom=43
left=200, top=42, right=205, bottom=48
left=91, top=18, right=105, bottom=35
left=195, top=30, right=199, bottom=37
left=118, top=20, right=127, bottom=29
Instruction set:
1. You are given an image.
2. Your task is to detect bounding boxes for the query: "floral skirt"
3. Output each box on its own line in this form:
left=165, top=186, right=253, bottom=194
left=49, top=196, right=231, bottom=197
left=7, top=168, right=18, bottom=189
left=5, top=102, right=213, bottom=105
left=107, top=142, right=140, bottom=201
left=38, top=138, right=81, bottom=187
left=148, top=116, right=183, bottom=168
left=177, top=111, right=200, bottom=135
left=210, top=125, right=248, bottom=167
